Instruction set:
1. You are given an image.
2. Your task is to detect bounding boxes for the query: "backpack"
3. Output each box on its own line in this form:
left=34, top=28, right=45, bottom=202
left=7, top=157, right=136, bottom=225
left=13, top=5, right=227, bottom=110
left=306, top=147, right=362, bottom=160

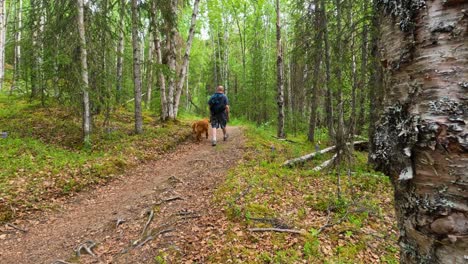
left=209, top=93, right=226, bottom=114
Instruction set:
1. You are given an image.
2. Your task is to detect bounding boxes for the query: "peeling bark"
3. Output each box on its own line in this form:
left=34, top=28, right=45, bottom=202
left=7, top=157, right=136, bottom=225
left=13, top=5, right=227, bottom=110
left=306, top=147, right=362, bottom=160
left=372, top=1, right=468, bottom=263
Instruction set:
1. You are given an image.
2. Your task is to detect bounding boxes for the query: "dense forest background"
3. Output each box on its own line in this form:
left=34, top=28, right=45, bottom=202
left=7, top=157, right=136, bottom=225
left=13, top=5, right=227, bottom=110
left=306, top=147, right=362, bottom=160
left=0, top=0, right=375, bottom=146
left=0, top=0, right=466, bottom=263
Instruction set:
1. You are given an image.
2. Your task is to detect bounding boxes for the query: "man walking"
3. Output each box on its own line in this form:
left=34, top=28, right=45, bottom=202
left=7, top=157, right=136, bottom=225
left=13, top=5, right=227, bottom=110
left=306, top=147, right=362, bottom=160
left=208, top=85, right=230, bottom=146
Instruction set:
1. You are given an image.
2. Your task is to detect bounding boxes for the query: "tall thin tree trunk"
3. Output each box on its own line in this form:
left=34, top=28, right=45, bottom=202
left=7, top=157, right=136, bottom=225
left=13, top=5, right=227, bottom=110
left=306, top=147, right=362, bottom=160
left=308, top=0, right=323, bottom=142
left=76, top=0, right=91, bottom=145
left=116, top=0, right=125, bottom=104
left=11, top=0, right=22, bottom=94
left=356, top=1, right=368, bottom=135
left=322, top=0, right=333, bottom=140
left=276, top=0, right=285, bottom=138
left=372, top=1, right=468, bottom=263
left=145, top=33, right=154, bottom=109
left=0, top=0, right=5, bottom=91
left=149, top=1, right=168, bottom=120
left=166, top=0, right=177, bottom=120
left=131, top=0, right=143, bottom=133
left=333, top=0, right=349, bottom=164
left=173, top=0, right=200, bottom=117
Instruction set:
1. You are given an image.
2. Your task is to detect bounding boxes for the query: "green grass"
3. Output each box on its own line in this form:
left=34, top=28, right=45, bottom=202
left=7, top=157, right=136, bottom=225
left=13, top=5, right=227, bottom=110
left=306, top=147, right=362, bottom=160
left=0, top=93, right=193, bottom=222
left=204, top=121, right=399, bottom=263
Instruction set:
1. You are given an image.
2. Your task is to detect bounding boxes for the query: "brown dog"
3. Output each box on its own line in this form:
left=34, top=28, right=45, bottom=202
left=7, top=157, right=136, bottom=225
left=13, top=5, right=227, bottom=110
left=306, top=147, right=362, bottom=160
left=192, top=119, right=209, bottom=141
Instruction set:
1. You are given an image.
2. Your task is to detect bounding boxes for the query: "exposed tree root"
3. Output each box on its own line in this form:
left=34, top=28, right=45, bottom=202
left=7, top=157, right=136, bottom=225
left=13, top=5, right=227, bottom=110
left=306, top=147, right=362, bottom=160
left=156, top=196, right=184, bottom=205
left=6, top=223, right=27, bottom=233
left=141, top=210, right=154, bottom=237
left=74, top=240, right=97, bottom=257
left=271, top=136, right=298, bottom=143
left=115, top=218, right=126, bottom=229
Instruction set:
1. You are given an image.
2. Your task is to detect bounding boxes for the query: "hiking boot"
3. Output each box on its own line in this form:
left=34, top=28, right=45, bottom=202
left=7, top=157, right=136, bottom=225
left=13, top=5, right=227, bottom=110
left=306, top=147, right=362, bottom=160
left=223, top=134, right=229, bottom=141
left=212, top=140, right=217, bottom=146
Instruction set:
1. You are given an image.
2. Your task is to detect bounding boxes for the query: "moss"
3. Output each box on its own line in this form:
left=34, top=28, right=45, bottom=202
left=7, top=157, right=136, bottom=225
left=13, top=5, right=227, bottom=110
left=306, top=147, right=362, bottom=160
left=377, top=0, right=426, bottom=32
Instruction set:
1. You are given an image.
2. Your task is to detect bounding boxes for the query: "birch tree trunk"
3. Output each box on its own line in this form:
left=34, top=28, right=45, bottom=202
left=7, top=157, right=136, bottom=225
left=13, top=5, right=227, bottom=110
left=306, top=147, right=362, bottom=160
left=0, top=0, right=5, bottom=91
left=173, top=0, right=200, bottom=117
left=372, top=1, right=468, bottom=262
left=76, top=0, right=91, bottom=144
left=11, top=0, right=22, bottom=94
left=131, top=0, right=143, bottom=133
left=145, top=34, right=154, bottom=109
left=276, top=0, right=285, bottom=138
left=166, top=0, right=177, bottom=120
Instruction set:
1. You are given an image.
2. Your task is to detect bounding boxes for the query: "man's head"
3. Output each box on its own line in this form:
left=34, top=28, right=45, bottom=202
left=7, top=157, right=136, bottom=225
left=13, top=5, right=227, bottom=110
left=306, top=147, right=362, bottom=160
left=216, top=85, right=224, bottom=93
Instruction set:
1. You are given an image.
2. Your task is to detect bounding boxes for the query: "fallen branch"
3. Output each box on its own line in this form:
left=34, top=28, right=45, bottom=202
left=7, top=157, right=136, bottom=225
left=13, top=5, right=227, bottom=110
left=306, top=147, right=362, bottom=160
left=141, top=210, right=154, bottom=237
left=312, top=154, right=337, bottom=171
left=6, top=223, right=27, bottom=233
left=74, top=240, right=97, bottom=257
left=248, top=228, right=305, bottom=235
left=282, top=141, right=367, bottom=167
left=271, top=136, right=298, bottom=143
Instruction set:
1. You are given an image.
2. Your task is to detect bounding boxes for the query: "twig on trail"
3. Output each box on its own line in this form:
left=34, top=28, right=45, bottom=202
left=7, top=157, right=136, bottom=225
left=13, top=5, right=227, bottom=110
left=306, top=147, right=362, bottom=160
left=74, top=240, right=97, bottom=257
left=312, top=154, right=337, bottom=171
left=141, top=210, right=154, bottom=237
left=248, top=228, right=305, bottom=235
left=271, top=136, right=299, bottom=144
left=6, top=223, right=27, bottom=233
left=52, top=260, right=72, bottom=264
left=155, top=196, right=184, bottom=205
left=116, top=218, right=126, bottom=229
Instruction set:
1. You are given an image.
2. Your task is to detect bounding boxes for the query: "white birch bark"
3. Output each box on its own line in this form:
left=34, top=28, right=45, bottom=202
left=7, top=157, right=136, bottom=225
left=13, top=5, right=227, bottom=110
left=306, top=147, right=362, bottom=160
left=0, top=0, right=5, bottom=91
left=76, top=0, right=91, bottom=144
left=173, top=0, right=201, bottom=117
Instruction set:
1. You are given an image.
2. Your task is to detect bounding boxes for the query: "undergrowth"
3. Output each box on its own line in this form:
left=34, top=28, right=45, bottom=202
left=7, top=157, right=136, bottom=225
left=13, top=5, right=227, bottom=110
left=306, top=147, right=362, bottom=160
left=208, top=122, right=399, bottom=263
left=0, top=94, right=193, bottom=222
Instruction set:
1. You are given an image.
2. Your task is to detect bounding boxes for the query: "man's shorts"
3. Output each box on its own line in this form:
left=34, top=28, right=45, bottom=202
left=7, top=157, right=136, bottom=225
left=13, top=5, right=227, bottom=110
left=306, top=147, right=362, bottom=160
left=211, top=113, right=227, bottom=129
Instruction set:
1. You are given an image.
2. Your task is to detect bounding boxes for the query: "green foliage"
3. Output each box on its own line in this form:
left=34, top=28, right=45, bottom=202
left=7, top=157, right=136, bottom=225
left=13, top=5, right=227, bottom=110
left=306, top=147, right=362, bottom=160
left=209, top=121, right=398, bottom=262
left=0, top=94, right=193, bottom=221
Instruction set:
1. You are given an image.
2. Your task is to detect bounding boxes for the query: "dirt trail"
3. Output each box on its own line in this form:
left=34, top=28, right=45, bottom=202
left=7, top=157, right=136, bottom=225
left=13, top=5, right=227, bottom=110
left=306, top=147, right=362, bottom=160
left=0, top=126, right=244, bottom=263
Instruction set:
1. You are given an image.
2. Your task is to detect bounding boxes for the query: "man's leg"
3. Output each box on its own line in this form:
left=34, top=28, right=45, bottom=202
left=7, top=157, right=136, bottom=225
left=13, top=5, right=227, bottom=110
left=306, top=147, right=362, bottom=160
left=212, top=127, right=217, bottom=142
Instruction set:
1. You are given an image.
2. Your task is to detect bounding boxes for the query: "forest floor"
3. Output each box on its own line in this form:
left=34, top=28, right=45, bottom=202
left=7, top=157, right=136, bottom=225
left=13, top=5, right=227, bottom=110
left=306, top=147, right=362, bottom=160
left=0, top=96, right=399, bottom=263
left=0, top=126, right=245, bottom=263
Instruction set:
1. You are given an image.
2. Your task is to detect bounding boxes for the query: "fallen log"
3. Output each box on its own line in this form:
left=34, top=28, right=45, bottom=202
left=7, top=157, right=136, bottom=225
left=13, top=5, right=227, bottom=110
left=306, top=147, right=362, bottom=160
left=312, top=154, right=337, bottom=172
left=282, top=141, right=367, bottom=167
